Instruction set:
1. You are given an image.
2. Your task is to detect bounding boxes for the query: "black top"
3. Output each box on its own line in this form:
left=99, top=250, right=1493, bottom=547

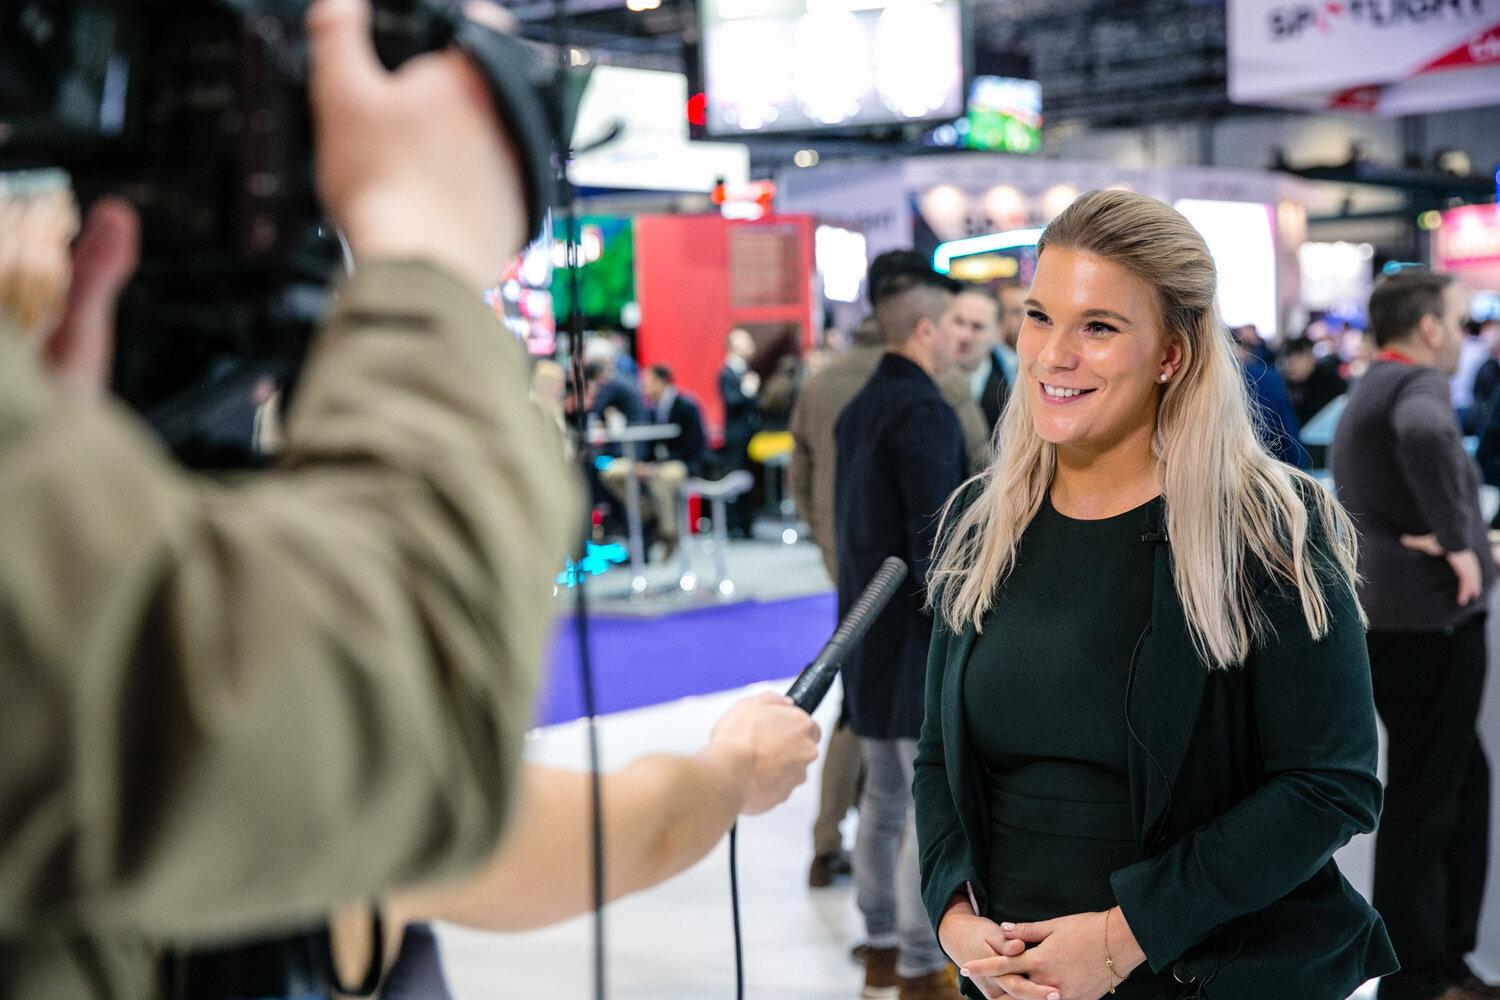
left=651, top=388, right=709, bottom=477
left=964, top=494, right=1177, bottom=998
left=719, top=361, right=762, bottom=455
left=965, top=494, right=1158, bottom=793
left=834, top=352, right=967, bottom=740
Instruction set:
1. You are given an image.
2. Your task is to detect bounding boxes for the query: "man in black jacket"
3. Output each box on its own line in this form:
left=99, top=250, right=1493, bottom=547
left=950, top=284, right=1011, bottom=438
left=718, top=327, right=762, bottom=536
left=1333, top=270, right=1500, bottom=1000
left=835, top=264, right=968, bottom=1000
left=601, top=363, right=707, bottom=558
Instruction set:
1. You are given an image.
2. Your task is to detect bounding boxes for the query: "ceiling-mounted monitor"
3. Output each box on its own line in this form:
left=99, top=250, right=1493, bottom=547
left=701, top=0, right=965, bottom=135
left=964, top=76, right=1041, bottom=153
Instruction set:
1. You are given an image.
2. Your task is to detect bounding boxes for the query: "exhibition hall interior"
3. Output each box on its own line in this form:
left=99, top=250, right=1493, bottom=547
left=3, top=0, right=1500, bottom=999
left=478, top=3, right=1500, bottom=995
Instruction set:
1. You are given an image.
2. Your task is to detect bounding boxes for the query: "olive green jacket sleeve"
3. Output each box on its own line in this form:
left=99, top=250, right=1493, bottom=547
left=0, top=260, right=580, bottom=942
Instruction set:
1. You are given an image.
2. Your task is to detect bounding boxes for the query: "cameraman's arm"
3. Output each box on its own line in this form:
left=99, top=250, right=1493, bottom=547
left=0, top=0, right=577, bottom=937
left=383, top=693, right=820, bottom=933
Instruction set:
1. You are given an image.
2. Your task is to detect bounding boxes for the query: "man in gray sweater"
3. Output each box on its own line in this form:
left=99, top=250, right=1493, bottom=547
left=1333, top=269, right=1500, bottom=1000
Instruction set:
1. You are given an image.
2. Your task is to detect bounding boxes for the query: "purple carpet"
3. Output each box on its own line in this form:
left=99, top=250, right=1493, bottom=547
left=535, top=592, right=838, bottom=726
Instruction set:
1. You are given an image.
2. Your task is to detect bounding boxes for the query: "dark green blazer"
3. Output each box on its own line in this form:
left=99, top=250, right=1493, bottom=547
left=914, top=496, right=1398, bottom=999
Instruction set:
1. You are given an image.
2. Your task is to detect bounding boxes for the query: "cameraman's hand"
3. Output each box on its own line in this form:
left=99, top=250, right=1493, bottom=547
left=707, top=692, right=819, bottom=815
left=306, top=0, right=527, bottom=289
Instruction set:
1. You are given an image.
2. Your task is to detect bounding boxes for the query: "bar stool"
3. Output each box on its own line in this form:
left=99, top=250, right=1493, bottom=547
left=676, top=470, right=754, bottom=597
left=748, top=429, right=800, bottom=543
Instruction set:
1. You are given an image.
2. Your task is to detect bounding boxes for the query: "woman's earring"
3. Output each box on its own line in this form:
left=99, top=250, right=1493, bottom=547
left=1159, top=373, right=1169, bottom=382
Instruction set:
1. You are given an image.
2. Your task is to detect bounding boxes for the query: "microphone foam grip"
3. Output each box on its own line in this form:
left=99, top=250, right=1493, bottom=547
left=786, top=556, right=908, bottom=713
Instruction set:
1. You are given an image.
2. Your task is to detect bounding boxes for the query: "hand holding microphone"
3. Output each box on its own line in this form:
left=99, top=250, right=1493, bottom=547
left=708, top=692, right=821, bottom=816
left=712, top=556, right=909, bottom=817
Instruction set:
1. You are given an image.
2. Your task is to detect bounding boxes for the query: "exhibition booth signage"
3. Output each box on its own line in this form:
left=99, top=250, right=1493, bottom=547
left=1228, top=0, right=1500, bottom=115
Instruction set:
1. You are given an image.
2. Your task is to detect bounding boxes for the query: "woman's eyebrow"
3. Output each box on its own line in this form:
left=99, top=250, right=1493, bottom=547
left=1025, top=299, right=1133, bottom=326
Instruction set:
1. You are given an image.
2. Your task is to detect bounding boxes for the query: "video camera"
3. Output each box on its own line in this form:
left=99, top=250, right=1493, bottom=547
left=0, top=0, right=568, bottom=464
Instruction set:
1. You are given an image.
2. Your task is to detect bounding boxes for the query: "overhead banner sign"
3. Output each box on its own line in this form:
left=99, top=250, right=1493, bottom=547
left=1228, top=0, right=1500, bottom=115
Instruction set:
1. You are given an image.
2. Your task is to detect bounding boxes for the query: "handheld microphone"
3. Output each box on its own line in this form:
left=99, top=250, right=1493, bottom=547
left=786, top=556, right=908, bottom=713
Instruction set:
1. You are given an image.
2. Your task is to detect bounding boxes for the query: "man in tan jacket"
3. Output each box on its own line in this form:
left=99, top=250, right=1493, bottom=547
left=0, top=1, right=580, bottom=995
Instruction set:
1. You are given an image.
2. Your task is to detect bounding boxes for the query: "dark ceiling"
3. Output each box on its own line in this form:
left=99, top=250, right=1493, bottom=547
left=514, top=0, right=1239, bottom=134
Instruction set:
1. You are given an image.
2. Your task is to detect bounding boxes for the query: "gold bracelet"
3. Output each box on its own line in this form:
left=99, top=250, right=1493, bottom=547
left=1103, top=907, right=1119, bottom=995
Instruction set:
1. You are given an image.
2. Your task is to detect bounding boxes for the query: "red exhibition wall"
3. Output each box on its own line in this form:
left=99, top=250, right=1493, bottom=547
left=634, top=213, right=816, bottom=444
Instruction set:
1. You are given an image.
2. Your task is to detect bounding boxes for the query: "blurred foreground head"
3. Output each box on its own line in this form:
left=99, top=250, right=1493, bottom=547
left=0, top=172, right=79, bottom=343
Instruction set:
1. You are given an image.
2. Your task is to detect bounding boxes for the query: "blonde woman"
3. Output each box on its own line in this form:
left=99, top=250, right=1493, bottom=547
left=914, top=189, right=1398, bottom=1000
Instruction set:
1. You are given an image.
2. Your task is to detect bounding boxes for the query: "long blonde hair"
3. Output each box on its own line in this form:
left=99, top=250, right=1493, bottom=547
left=928, top=189, right=1361, bottom=669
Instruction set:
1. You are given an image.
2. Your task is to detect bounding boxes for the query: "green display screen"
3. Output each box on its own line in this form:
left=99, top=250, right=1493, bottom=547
left=963, top=76, right=1042, bottom=154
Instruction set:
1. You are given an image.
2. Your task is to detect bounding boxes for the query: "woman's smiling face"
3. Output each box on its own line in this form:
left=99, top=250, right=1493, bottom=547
left=1019, top=246, right=1182, bottom=460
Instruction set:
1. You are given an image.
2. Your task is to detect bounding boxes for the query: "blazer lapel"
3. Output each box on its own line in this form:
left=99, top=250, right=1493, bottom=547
left=943, top=627, right=980, bottom=811
left=1129, top=542, right=1210, bottom=851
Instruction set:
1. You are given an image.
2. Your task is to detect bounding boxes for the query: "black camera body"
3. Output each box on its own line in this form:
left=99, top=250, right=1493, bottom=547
left=0, top=0, right=564, bottom=462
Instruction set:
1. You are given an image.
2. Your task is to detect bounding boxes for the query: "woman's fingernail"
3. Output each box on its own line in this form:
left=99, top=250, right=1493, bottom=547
left=1048, top=993, right=1060, bottom=1000
left=1001, top=922, right=1015, bottom=932
left=958, top=968, right=969, bottom=977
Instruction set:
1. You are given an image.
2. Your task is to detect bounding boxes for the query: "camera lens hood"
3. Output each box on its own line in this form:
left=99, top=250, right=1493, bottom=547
left=448, top=18, right=561, bottom=244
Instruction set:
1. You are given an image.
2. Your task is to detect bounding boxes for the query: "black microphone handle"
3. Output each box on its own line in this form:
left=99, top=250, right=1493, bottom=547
left=786, top=556, right=909, bottom=713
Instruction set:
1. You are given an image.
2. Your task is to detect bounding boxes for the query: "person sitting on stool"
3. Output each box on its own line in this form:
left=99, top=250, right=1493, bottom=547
left=601, top=363, right=707, bottom=560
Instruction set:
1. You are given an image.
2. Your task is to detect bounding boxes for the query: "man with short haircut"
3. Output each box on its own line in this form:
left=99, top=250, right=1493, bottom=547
left=1332, top=269, right=1500, bottom=1000
left=1279, top=335, right=1347, bottom=429
left=997, top=280, right=1025, bottom=352
left=949, top=283, right=1014, bottom=438
left=789, top=255, right=980, bottom=892
left=835, top=266, right=966, bottom=1000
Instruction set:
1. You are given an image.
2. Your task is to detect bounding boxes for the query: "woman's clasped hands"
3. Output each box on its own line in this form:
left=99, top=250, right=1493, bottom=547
left=941, top=905, right=1147, bottom=1000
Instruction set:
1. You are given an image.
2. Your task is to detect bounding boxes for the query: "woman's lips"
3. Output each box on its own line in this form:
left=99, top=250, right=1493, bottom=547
left=1038, top=382, right=1096, bottom=404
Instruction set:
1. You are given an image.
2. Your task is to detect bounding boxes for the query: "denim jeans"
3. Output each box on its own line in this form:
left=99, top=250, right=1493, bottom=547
left=854, top=737, right=947, bottom=978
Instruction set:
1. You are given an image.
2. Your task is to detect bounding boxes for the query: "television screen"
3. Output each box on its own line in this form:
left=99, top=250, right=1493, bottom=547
left=550, top=216, right=636, bottom=328
left=963, top=76, right=1041, bottom=153
left=701, top=0, right=965, bottom=135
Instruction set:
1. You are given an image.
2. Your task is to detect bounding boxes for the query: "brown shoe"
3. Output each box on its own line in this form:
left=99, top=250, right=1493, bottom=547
left=861, top=946, right=899, bottom=998
left=898, top=964, right=961, bottom=1000
left=807, top=850, right=852, bottom=888
left=658, top=534, right=678, bottom=562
